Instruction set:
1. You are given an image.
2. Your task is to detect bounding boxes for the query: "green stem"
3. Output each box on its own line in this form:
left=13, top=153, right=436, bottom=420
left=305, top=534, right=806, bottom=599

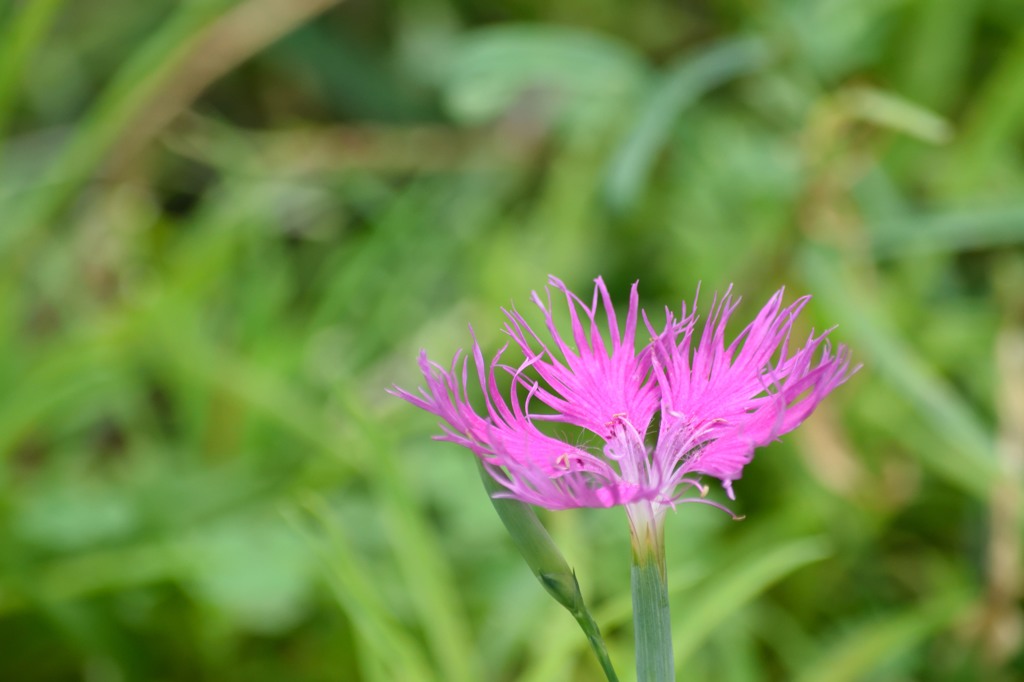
left=478, top=462, right=619, bottom=681
left=566, top=580, right=620, bottom=682
left=629, top=503, right=673, bottom=682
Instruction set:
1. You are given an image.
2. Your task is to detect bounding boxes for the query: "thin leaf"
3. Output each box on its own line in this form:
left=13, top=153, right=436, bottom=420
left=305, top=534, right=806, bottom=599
left=793, top=589, right=974, bottom=682
left=673, top=536, right=832, bottom=668
left=799, top=244, right=998, bottom=499
left=603, top=36, right=770, bottom=212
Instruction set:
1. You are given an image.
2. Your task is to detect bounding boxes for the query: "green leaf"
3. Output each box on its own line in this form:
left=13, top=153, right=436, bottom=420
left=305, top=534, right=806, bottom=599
left=0, top=0, right=67, bottom=152
left=673, top=536, right=832, bottom=668
left=603, top=36, right=770, bottom=212
left=870, top=204, right=1024, bottom=259
left=799, top=244, right=999, bottom=499
left=793, top=589, right=974, bottom=682
left=479, top=463, right=619, bottom=682
left=184, top=512, right=316, bottom=635
left=442, top=25, right=647, bottom=129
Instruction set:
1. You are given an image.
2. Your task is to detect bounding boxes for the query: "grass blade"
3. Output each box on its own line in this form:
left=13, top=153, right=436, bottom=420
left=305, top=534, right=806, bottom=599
left=673, top=536, right=831, bottom=669
left=603, top=36, right=770, bottom=212
left=799, top=244, right=998, bottom=498
left=0, top=0, right=67, bottom=155
left=793, top=589, right=974, bottom=682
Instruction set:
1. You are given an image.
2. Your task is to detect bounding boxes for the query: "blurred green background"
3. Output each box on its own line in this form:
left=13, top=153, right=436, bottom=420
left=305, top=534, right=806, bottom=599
left=1, top=0, right=1023, bottom=680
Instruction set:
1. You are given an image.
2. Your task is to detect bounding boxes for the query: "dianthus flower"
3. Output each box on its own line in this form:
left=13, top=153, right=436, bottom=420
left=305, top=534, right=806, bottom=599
left=394, top=276, right=856, bottom=681
left=393, top=276, right=855, bottom=515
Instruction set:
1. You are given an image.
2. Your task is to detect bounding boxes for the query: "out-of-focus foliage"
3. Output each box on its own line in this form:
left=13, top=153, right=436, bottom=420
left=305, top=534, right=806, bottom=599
left=0, top=0, right=1022, bottom=680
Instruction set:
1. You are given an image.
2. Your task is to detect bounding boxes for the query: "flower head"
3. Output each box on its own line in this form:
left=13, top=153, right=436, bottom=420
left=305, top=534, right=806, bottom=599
left=392, top=276, right=856, bottom=513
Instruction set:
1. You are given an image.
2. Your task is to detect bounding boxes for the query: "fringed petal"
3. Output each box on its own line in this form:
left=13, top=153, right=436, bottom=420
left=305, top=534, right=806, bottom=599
left=393, top=278, right=858, bottom=512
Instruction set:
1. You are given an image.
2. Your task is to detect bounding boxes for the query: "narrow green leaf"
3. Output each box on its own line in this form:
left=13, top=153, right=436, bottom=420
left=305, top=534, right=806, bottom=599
left=870, top=204, right=1024, bottom=259
left=442, top=25, right=647, bottom=128
left=840, top=86, right=952, bottom=144
left=799, top=244, right=998, bottom=499
left=895, top=0, right=977, bottom=113
left=948, top=28, right=1024, bottom=194
left=673, top=536, right=831, bottom=668
left=603, top=36, right=770, bottom=212
left=2, top=0, right=232, bottom=248
left=339, top=391, right=481, bottom=682
left=290, top=499, right=437, bottom=682
left=479, top=463, right=619, bottom=682
left=793, top=589, right=974, bottom=682
left=0, top=0, right=67, bottom=154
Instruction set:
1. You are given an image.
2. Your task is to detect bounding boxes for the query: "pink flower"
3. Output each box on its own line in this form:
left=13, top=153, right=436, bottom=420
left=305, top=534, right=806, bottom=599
left=392, top=276, right=856, bottom=512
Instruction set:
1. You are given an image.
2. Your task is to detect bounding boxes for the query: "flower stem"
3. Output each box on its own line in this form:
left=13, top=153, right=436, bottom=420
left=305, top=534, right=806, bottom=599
left=629, top=504, right=673, bottom=682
